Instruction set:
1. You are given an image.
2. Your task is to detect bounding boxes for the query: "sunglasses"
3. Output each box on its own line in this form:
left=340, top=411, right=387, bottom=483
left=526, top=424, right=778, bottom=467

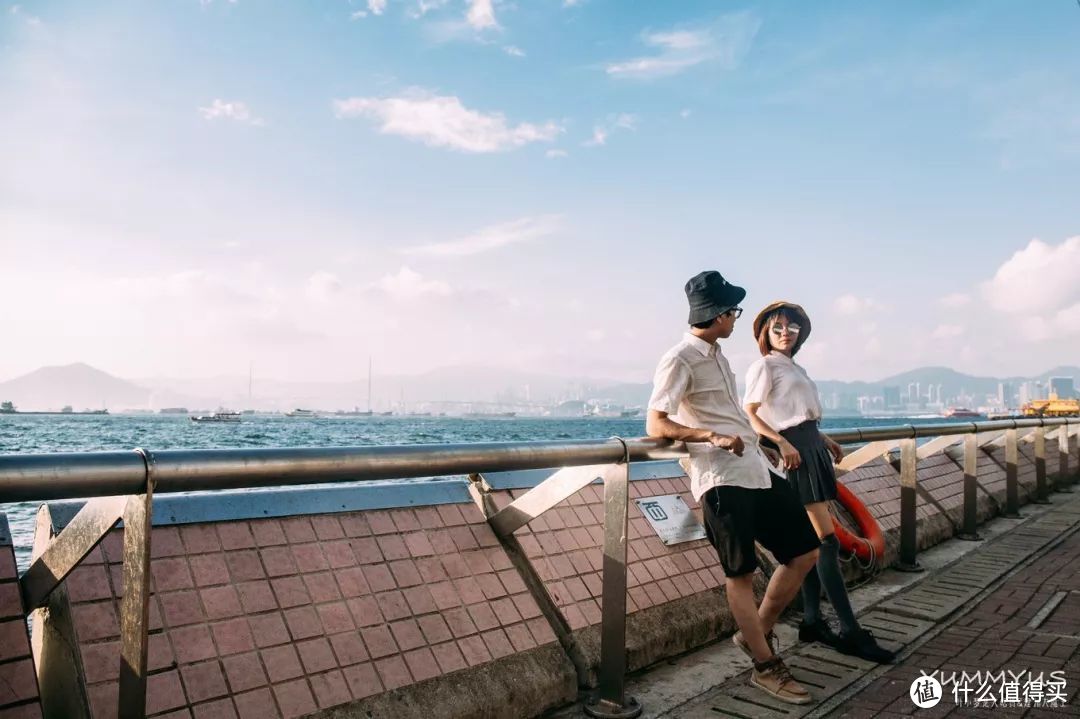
left=770, top=323, right=801, bottom=336
left=722, top=306, right=744, bottom=319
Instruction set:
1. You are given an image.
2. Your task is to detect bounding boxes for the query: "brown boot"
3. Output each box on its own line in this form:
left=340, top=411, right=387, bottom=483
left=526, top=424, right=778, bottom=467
left=750, top=656, right=813, bottom=705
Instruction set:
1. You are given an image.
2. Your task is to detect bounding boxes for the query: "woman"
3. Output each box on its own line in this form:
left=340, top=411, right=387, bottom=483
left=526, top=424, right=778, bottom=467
left=743, top=301, right=895, bottom=664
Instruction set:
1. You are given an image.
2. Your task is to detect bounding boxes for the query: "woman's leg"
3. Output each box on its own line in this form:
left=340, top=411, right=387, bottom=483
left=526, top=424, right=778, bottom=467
left=804, top=503, right=858, bottom=635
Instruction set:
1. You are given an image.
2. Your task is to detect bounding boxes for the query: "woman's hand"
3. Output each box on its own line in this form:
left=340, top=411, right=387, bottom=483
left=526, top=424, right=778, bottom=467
left=824, top=436, right=844, bottom=464
left=779, top=439, right=802, bottom=470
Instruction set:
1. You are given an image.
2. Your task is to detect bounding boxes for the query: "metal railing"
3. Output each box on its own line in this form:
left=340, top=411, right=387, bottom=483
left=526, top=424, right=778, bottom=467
left=0, top=418, right=1077, bottom=719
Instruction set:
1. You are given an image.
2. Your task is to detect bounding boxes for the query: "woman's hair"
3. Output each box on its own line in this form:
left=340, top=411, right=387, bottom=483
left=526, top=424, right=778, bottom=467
left=756, top=307, right=804, bottom=357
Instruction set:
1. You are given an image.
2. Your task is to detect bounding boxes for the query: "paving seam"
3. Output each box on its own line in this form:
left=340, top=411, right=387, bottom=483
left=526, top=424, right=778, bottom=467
left=803, top=494, right=1080, bottom=719
left=665, top=494, right=1080, bottom=718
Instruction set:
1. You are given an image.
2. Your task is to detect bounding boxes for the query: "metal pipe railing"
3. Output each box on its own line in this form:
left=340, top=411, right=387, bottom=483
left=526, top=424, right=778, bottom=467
left=0, top=438, right=684, bottom=503
left=1, top=417, right=1077, bottom=719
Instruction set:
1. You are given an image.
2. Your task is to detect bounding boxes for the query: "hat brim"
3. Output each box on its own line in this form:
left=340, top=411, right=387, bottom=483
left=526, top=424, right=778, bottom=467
left=687, top=285, right=746, bottom=325
left=752, top=301, right=812, bottom=351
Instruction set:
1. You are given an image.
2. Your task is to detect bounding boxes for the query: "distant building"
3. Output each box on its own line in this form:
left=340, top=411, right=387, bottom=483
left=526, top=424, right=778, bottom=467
left=1049, top=376, right=1075, bottom=400
left=882, top=386, right=901, bottom=408
left=997, top=382, right=1014, bottom=408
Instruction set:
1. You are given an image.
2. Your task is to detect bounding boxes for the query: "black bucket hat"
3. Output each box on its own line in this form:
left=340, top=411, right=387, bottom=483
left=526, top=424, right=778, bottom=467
left=685, top=270, right=746, bottom=325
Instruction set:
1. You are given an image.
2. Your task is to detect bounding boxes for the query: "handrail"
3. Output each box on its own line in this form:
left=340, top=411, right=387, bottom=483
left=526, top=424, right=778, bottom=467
left=0, top=418, right=1073, bottom=504
left=0, top=438, right=684, bottom=502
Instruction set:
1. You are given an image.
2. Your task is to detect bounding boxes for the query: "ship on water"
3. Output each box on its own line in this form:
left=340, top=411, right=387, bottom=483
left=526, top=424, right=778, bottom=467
left=190, top=410, right=241, bottom=423
left=285, top=408, right=319, bottom=418
left=942, top=406, right=983, bottom=418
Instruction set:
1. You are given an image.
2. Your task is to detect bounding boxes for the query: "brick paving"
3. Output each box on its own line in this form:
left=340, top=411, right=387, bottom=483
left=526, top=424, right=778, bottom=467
left=828, top=528, right=1080, bottom=718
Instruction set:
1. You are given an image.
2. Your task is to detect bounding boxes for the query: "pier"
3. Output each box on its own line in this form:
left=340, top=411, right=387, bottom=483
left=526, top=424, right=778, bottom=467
left=0, top=418, right=1077, bottom=718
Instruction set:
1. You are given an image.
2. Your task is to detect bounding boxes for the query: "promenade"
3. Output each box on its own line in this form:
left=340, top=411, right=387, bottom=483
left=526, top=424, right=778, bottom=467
left=584, top=493, right=1080, bottom=718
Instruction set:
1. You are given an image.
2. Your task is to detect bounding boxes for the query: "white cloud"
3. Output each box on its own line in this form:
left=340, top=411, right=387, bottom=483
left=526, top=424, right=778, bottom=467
left=586, top=329, right=606, bottom=342
left=465, top=0, right=496, bottom=30
left=938, top=292, right=971, bottom=308
left=9, top=4, right=41, bottom=25
left=333, top=89, right=562, bottom=153
left=402, top=215, right=562, bottom=257
left=503, top=45, right=525, bottom=58
left=584, top=113, right=637, bottom=147
left=376, top=267, right=452, bottom=300
left=368, top=0, right=387, bottom=15
left=350, top=10, right=368, bottom=19
left=833, top=294, right=883, bottom=316
left=198, top=100, right=265, bottom=126
left=306, top=272, right=342, bottom=303
left=980, top=236, right=1080, bottom=314
left=545, top=149, right=568, bottom=159
left=606, top=13, right=760, bottom=80
left=563, top=0, right=583, bottom=6
left=931, top=324, right=965, bottom=340
left=680, top=108, right=692, bottom=119
left=408, top=0, right=449, bottom=19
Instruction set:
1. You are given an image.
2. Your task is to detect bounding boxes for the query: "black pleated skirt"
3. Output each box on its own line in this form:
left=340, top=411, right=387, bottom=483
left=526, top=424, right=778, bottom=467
left=761, top=419, right=837, bottom=505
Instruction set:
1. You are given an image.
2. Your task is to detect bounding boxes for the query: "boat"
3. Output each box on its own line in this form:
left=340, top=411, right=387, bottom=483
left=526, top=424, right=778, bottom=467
left=942, top=407, right=983, bottom=418
left=285, top=409, right=319, bottom=418
left=463, top=412, right=517, bottom=419
left=335, top=409, right=373, bottom=417
left=620, top=408, right=642, bottom=418
left=190, top=411, right=241, bottom=423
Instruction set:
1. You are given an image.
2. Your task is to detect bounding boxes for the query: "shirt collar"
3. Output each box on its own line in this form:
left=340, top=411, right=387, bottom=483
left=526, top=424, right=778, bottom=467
left=769, top=350, right=795, bottom=364
left=684, top=332, right=717, bottom=357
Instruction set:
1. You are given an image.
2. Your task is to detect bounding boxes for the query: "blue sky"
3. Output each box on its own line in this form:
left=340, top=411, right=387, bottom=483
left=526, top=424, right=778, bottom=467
left=2, top=0, right=1079, bottom=384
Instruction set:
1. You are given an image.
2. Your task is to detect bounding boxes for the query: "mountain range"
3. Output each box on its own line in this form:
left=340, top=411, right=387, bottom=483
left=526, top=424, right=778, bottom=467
left=0, top=362, right=1076, bottom=412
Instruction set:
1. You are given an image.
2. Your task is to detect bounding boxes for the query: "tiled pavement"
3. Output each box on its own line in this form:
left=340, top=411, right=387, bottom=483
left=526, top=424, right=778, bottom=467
left=659, top=494, right=1080, bottom=719
left=823, top=516, right=1080, bottom=717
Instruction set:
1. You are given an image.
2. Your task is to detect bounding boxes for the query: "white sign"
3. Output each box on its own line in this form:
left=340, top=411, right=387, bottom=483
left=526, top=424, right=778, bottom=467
left=635, top=494, right=706, bottom=545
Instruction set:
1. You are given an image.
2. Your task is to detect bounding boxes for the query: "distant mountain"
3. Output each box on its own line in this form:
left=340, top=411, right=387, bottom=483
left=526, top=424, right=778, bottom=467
left=3, top=362, right=1077, bottom=414
left=815, top=365, right=1080, bottom=404
left=0, top=363, right=151, bottom=411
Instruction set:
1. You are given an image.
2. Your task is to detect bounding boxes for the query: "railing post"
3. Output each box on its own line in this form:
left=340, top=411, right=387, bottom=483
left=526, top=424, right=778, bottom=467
left=957, top=433, right=981, bottom=541
left=584, top=441, right=640, bottom=719
left=1003, top=427, right=1021, bottom=518
left=1057, top=424, right=1073, bottom=493
left=118, top=449, right=155, bottom=719
left=896, top=438, right=922, bottom=572
left=1033, top=425, right=1050, bottom=504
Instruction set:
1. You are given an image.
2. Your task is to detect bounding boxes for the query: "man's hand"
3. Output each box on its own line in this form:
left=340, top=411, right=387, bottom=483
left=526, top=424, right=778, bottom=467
left=707, top=432, right=744, bottom=456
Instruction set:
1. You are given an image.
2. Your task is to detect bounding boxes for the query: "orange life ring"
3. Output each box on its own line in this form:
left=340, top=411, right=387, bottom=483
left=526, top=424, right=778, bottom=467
left=832, top=480, right=885, bottom=566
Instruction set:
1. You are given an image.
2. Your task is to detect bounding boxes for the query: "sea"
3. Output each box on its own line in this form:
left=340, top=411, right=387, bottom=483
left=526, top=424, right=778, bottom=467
left=0, top=413, right=958, bottom=569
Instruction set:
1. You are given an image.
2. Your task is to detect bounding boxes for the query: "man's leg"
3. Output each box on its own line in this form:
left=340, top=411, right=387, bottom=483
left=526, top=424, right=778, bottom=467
left=758, top=548, right=818, bottom=636
left=726, top=573, right=772, bottom=661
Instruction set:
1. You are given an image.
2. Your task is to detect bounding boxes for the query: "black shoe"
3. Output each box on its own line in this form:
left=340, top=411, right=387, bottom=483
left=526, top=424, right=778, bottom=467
left=837, top=628, right=896, bottom=664
left=798, top=619, right=844, bottom=650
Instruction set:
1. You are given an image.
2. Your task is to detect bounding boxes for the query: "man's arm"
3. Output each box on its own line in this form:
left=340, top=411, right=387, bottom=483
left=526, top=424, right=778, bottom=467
left=646, top=409, right=744, bottom=456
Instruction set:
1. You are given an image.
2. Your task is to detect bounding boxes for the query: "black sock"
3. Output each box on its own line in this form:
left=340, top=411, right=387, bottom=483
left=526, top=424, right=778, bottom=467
left=800, top=565, right=822, bottom=625
left=817, top=534, right=858, bottom=635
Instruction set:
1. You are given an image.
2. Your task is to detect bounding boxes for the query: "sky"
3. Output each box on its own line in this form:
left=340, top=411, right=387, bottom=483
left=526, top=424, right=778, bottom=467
left=2, top=0, right=1079, bottom=386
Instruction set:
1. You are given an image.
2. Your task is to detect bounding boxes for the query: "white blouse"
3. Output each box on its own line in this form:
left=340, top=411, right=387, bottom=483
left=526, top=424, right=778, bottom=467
left=743, top=351, right=823, bottom=431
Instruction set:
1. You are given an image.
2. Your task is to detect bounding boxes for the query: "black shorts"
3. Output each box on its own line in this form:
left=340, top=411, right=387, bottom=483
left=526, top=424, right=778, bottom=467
left=701, top=475, right=821, bottom=577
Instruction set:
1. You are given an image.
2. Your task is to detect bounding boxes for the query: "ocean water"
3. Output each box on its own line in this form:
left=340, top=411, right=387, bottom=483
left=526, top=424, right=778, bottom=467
left=0, top=413, right=957, bottom=568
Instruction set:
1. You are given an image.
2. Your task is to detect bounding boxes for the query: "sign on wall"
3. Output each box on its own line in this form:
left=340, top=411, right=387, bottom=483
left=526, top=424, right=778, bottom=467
left=635, top=494, right=706, bottom=545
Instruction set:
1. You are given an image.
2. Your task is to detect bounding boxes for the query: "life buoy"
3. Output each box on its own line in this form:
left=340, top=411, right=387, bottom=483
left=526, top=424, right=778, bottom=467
left=832, top=480, right=885, bottom=566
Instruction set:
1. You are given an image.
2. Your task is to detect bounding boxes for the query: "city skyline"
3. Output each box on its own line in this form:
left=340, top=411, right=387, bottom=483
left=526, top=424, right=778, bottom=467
left=3, top=2, right=1080, bottom=385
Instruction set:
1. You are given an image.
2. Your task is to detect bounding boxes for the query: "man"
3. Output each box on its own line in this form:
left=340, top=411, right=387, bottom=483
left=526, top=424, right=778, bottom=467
left=646, top=270, right=821, bottom=705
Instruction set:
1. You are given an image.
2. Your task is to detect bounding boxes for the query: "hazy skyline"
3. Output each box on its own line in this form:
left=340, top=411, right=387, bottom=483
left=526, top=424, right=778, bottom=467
left=3, top=1, right=1079, bottom=386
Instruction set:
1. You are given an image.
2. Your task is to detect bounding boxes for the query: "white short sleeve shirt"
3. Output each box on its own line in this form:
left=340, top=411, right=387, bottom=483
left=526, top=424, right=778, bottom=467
left=743, top=351, right=823, bottom=431
left=649, top=333, right=782, bottom=500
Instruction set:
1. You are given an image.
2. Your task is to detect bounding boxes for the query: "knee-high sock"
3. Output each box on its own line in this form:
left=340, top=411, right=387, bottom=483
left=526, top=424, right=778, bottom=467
left=816, top=533, right=858, bottom=634
left=800, top=563, right=823, bottom=625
